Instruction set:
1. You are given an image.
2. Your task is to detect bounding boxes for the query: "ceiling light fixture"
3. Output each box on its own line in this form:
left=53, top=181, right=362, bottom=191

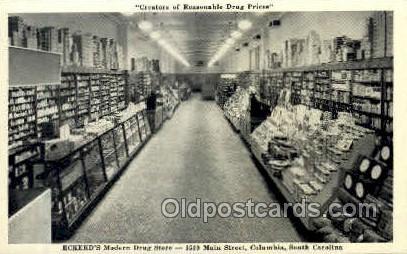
left=226, top=38, right=235, bottom=45
left=231, top=31, right=242, bottom=39
left=238, top=19, right=252, bottom=31
left=149, top=31, right=161, bottom=40
left=138, top=20, right=153, bottom=32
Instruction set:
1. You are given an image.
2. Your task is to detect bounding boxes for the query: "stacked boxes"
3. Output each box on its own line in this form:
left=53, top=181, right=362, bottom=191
left=372, top=11, right=393, bottom=58
left=8, top=16, right=25, bottom=47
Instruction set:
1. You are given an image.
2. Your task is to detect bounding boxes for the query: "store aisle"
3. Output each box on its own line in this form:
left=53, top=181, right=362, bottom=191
left=69, top=94, right=303, bottom=243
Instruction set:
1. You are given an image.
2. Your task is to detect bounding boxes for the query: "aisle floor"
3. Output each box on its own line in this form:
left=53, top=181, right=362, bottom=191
left=68, top=94, right=303, bottom=243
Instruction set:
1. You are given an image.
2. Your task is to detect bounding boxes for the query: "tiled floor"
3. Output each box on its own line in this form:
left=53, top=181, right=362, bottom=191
left=68, top=94, right=303, bottom=243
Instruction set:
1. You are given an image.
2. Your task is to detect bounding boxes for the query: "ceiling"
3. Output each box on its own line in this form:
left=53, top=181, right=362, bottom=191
left=123, top=12, right=283, bottom=67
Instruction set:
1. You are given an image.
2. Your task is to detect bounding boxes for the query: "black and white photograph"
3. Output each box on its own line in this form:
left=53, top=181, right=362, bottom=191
left=2, top=1, right=407, bottom=253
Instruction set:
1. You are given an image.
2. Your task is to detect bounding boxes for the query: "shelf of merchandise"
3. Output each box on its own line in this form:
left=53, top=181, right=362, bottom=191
left=75, top=75, right=91, bottom=126
left=36, top=84, right=60, bottom=137
left=89, top=74, right=101, bottom=121
left=32, top=110, right=152, bottom=240
left=134, top=72, right=153, bottom=99
left=260, top=57, right=393, bottom=135
left=8, top=86, right=37, bottom=150
left=60, top=75, right=77, bottom=128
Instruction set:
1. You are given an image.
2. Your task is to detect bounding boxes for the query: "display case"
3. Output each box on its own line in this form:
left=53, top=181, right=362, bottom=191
left=123, top=115, right=142, bottom=155
left=8, top=85, right=37, bottom=150
left=30, top=109, right=152, bottom=239
left=100, top=129, right=119, bottom=180
left=80, top=139, right=106, bottom=197
left=113, top=125, right=128, bottom=167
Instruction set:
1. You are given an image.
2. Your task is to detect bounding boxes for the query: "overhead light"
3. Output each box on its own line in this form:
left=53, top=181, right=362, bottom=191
left=149, top=31, right=161, bottom=40
left=138, top=20, right=153, bottom=32
left=155, top=39, right=189, bottom=67
left=238, top=19, right=252, bottom=31
left=157, top=39, right=166, bottom=46
left=231, top=31, right=242, bottom=39
left=226, top=38, right=235, bottom=45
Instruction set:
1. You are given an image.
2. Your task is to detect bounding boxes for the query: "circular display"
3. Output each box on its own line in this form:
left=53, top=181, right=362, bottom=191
left=359, top=159, right=370, bottom=173
left=355, top=182, right=365, bottom=199
left=381, top=146, right=391, bottom=161
left=345, top=175, right=353, bottom=189
left=371, top=165, right=382, bottom=180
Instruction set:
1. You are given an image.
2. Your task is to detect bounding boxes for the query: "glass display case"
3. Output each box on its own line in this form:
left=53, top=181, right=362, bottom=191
left=123, top=115, right=141, bottom=155
left=113, top=125, right=128, bottom=167
left=100, top=130, right=119, bottom=180
left=81, top=139, right=106, bottom=197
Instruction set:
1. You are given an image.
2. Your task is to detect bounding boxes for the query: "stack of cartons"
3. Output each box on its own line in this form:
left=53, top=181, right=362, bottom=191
left=82, top=33, right=94, bottom=67
left=372, top=11, right=393, bottom=58
left=57, top=28, right=71, bottom=66
left=320, top=39, right=334, bottom=64
left=306, top=30, right=321, bottom=66
left=25, top=25, right=38, bottom=49
left=72, top=32, right=94, bottom=67
left=8, top=16, right=25, bottom=47
left=39, top=27, right=58, bottom=52
left=93, top=35, right=101, bottom=68
left=100, top=38, right=108, bottom=69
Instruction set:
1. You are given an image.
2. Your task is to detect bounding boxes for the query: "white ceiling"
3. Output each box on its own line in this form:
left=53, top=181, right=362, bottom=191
left=123, top=12, right=283, bottom=66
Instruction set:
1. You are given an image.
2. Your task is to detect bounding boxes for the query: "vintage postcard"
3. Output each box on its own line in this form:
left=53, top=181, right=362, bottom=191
left=1, top=0, right=406, bottom=253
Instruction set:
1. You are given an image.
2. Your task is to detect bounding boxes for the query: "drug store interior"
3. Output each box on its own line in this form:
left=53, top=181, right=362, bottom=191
left=7, top=11, right=393, bottom=243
